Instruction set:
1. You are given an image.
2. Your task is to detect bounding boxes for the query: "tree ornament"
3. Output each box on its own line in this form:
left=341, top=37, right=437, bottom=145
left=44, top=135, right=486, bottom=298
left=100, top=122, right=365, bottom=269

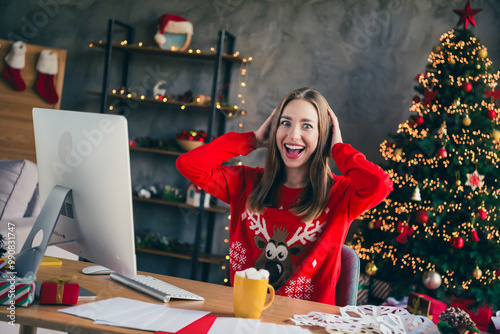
left=396, top=221, right=414, bottom=244
left=394, top=148, right=403, bottom=158
left=415, top=115, right=424, bottom=125
left=448, top=58, right=456, bottom=65
left=462, top=81, right=472, bottom=92
left=451, top=236, right=464, bottom=249
left=473, top=266, right=482, bottom=279
left=436, top=147, right=448, bottom=158
left=478, top=48, right=488, bottom=59
left=465, top=169, right=485, bottom=190
left=478, top=209, right=488, bottom=220
left=496, top=268, right=500, bottom=277
left=424, top=90, right=438, bottom=107
left=453, top=0, right=482, bottom=29
left=411, top=185, right=421, bottom=201
left=433, top=44, right=442, bottom=53
left=491, top=130, right=500, bottom=140
left=438, top=307, right=479, bottom=333
left=412, top=95, right=420, bottom=104
left=487, top=109, right=497, bottom=119
left=422, top=270, right=442, bottom=289
left=368, top=221, right=375, bottom=229
left=365, top=262, right=378, bottom=276
left=453, top=98, right=461, bottom=107
left=415, top=210, right=429, bottom=224
left=471, top=229, right=480, bottom=242
left=476, top=64, right=481, bottom=69
left=438, top=121, right=447, bottom=135
left=462, top=114, right=471, bottom=126
left=374, top=219, right=382, bottom=229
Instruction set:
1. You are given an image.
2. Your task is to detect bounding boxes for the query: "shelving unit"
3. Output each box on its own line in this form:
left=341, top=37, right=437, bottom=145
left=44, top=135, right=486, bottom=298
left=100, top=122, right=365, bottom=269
left=92, top=19, right=245, bottom=282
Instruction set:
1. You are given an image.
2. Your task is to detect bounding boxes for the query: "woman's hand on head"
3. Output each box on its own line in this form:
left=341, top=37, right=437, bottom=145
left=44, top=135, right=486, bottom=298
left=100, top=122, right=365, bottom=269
left=254, top=108, right=276, bottom=148
left=328, top=108, right=343, bottom=151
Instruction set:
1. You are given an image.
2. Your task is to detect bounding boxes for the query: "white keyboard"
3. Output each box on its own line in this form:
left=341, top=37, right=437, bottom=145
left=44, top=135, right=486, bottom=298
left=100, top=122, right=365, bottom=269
left=110, top=273, right=204, bottom=303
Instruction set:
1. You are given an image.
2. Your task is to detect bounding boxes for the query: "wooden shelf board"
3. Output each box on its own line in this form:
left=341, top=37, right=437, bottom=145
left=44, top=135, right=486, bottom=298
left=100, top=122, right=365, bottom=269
left=132, top=196, right=230, bottom=213
left=89, top=41, right=247, bottom=63
left=87, top=91, right=242, bottom=114
left=130, top=146, right=183, bottom=156
left=136, top=248, right=226, bottom=264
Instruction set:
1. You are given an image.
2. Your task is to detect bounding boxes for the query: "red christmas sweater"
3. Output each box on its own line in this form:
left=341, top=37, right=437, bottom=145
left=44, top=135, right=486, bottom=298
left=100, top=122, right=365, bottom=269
left=176, top=132, right=392, bottom=305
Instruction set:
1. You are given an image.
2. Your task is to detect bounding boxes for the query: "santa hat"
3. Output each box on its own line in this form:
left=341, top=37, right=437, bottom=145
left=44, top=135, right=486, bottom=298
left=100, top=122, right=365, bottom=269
left=155, top=14, right=193, bottom=47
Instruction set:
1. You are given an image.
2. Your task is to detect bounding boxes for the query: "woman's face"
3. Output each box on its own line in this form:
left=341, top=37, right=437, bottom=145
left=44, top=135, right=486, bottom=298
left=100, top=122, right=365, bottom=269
left=275, top=99, right=319, bottom=170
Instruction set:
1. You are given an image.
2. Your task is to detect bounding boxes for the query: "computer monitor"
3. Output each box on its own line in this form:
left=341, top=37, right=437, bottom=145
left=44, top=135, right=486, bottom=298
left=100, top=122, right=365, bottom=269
left=15, top=108, right=137, bottom=278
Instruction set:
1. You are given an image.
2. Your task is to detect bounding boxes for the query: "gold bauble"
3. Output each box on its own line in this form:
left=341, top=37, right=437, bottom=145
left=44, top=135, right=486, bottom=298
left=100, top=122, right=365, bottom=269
left=394, top=148, right=403, bottom=157
left=433, top=44, right=442, bottom=53
left=462, top=115, right=471, bottom=127
left=365, top=262, right=378, bottom=276
left=368, top=221, right=375, bottom=229
left=476, top=64, right=481, bottom=70
left=478, top=48, right=488, bottom=59
left=422, top=270, right=442, bottom=290
left=448, top=58, right=456, bottom=65
left=491, top=130, right=500, bottom=140
left=473, top=266, right=482, bottom=279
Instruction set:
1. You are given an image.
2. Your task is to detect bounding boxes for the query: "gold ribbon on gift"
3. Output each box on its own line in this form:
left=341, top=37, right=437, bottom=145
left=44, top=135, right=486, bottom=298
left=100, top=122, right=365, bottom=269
left=408, top=297, right=422, bottom=315
left=48, top=275, right=78, bottom=304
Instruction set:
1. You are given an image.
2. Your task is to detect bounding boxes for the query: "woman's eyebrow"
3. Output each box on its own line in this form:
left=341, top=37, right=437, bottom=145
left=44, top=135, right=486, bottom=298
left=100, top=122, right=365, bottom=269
left=280, top=115, right=316, bottom=123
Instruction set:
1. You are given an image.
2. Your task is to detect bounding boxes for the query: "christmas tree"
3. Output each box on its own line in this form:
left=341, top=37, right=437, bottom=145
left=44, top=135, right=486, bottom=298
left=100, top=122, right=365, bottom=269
left=352, top=1, right=500, bottom=309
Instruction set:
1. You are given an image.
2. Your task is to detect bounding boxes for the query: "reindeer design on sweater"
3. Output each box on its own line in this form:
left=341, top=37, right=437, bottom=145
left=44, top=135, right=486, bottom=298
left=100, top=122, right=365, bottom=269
left=244, top=210, right=326, bottom=289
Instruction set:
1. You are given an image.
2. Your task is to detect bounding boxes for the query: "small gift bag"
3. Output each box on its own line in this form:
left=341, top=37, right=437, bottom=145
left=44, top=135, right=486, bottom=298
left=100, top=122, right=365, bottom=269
left=39, top=277, right=79, bottom=305
left=0, top=272, right=36, bottom=307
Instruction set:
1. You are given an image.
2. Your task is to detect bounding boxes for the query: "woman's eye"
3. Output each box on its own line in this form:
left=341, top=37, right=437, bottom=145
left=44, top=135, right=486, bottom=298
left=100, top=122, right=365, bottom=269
left=280, top=120, right=290, bottom=126
left=303, top=123, right=313, bottom=129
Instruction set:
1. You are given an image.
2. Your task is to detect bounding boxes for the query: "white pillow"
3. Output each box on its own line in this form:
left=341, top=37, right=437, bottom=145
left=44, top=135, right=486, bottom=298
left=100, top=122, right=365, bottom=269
left=0, top=160, right=38, bottom=220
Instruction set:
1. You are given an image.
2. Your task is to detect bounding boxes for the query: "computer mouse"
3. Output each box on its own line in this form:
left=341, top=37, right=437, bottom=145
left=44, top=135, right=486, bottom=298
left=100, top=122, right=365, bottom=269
left=82, top=265, right=114, bottom=275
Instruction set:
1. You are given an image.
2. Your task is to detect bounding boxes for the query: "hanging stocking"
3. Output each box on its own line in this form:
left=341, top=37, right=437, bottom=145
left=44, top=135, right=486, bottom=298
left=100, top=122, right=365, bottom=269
left=3, top=41, right=27, bottom=91
left=35, top=50, right=59, bottom=104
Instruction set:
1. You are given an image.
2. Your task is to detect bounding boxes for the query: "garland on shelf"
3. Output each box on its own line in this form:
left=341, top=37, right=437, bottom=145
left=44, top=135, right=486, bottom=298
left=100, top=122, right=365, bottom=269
left=135, top=229, right=196, bottom=255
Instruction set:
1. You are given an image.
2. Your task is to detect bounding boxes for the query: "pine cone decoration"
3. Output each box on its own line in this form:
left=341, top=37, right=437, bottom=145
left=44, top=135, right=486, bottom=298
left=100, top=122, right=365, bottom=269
left=438, top=307, right=478, bottom=334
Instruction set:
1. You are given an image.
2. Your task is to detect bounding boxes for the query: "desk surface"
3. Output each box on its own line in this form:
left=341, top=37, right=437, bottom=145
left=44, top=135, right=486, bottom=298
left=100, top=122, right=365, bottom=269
left=0, top=259, right=339, bottom=333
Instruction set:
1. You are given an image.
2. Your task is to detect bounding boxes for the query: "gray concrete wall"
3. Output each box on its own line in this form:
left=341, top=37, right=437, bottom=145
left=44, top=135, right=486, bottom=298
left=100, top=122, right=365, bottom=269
left=2, top=0, right=499, bottom=283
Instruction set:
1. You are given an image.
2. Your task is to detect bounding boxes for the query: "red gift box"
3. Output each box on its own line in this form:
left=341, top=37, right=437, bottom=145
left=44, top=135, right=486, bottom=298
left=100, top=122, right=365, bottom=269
left=407, top=292, right=447, bottom=325
left=450, top=297, right=493, bottom=331
left=39, top=280, right=79, bottom=305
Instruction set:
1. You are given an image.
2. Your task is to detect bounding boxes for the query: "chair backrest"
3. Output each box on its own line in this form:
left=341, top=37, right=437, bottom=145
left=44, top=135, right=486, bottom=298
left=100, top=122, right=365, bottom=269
left=335, top=245, right=361, bottom=306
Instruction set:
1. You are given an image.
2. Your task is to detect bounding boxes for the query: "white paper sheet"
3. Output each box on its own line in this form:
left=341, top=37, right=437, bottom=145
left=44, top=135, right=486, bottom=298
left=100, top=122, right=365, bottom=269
left=59, top=297, right=209, bottom=332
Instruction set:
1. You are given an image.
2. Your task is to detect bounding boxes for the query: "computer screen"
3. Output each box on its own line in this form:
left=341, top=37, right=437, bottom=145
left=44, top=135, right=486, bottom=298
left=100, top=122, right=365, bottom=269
left=16, top=108, right=137, bottom=278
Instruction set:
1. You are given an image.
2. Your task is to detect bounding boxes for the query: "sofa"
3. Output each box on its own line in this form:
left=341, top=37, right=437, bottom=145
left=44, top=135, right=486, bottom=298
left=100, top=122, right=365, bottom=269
left=0, top=159, right=77, bottom=334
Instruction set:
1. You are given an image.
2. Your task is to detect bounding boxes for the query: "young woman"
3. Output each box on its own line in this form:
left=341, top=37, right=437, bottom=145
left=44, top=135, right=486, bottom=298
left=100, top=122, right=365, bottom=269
left=176, top=87, right=392, bottom=305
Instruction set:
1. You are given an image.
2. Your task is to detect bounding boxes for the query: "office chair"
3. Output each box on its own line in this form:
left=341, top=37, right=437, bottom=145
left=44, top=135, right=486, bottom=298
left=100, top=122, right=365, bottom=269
left=335, top=244, right=361, bottom=306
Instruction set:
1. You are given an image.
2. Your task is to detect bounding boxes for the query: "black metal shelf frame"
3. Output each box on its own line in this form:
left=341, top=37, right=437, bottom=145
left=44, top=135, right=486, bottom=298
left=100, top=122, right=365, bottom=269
left=98, top=19, right=238, bottom=282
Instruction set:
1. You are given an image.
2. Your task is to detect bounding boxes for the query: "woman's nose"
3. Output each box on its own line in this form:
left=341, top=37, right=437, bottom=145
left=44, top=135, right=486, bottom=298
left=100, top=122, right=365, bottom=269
left=289, top=125, right=301, bottom=139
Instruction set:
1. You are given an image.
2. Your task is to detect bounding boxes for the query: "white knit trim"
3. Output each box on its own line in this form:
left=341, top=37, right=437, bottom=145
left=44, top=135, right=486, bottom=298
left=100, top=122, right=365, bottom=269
left=36, top=50, right=58, bottom=75
left=164, top=21, right=193, bottom=35
left=4, top=41, right=26, bottom=69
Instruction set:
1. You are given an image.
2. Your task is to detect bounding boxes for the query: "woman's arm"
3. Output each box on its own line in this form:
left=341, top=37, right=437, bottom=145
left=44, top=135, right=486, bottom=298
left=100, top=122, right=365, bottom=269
left=176, top=132, right=257, bottom=203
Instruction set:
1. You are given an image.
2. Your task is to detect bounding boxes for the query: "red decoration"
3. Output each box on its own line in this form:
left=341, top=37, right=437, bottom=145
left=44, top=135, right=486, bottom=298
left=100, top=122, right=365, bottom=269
left=436, top=147, right=448, bottom=158
left=396, top=221, right=414, bottom=244
left=424, top=90, right=438, bottom=107
left=450, top=297, right=493, bottom=331
left=478, top=209, right=488, bottom=220
left=39, top=281, right=80, bottom=305
left=471, top=229, right=480, bottom=242
left=485, top=88, right=500, bottom=104
left=453, top=0, right=482, bottom=29
left=451, top=236, right=464, bottom=249
left=462, top=82, right=473, bottom=92
left=413, top=95, right=420, bottom=104
left=415, top=115, right=424, bottom=125
left=374, top=219, right=382, bottom=229
left=415, top=210, right=429, bottom=224
left=487, top=109, right=497, bottom=119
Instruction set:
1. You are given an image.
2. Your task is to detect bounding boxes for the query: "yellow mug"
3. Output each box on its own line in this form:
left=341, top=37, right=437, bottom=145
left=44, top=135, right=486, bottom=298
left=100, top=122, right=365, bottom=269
left=233, top=274, right=275, bottom=319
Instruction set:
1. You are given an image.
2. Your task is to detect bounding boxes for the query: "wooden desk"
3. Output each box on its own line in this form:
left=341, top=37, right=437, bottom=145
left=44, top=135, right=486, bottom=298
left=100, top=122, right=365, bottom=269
left=0, top=259, right=339, bottom=333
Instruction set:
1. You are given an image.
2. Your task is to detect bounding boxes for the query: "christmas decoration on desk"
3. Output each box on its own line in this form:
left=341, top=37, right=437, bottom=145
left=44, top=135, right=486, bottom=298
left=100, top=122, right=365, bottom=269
left=135, top=228, right=195, bottom=254
left=3, top=40, right=26, bottom=91
left=408, top=292, right=448, bottom=325
left=154, top=14, right=193, bottom=51
left=351, top=1, right=500, bottom=309
left=0, top=273, right=36, bottom=307
left=437, top=307, right=479, bottom=334
left=35, top=49, right=59, bottom=104
left=39, top=277, right=79, bottom=305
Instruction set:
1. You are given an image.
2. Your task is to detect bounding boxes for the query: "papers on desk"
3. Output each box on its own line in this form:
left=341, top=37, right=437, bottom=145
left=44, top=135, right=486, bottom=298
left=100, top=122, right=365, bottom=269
left=59, top=297, right=312, bottom=333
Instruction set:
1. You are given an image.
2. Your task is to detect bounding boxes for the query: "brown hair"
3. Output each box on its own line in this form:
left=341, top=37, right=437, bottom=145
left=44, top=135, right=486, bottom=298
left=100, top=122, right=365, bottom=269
left=247, top=87, right=334, bottom=221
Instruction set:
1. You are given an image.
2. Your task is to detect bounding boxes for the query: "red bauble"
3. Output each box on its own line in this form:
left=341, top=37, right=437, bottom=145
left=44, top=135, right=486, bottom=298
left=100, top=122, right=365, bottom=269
left=415, top=115, right=424, bottom=125
left=478, top=209, right=488, bottom=220
left=415, top=210, right=429, bottom=224
left=496, top=268, right=500, bottom=277
left=462, top=82, right=473, bottom=92
left=374, top=219, right=382, bottom=228
left=436, top=147, right=448, bottom=158
left=451, top=236, right=464, bottom=249
left=487, top=109, right=497, bottom=119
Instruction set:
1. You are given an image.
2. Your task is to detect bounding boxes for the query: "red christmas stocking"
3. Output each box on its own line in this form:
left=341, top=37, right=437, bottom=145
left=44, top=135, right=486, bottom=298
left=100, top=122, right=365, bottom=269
left=35, top=50, right=59, bottom=104
left=3, top=41, right=27, bottom=91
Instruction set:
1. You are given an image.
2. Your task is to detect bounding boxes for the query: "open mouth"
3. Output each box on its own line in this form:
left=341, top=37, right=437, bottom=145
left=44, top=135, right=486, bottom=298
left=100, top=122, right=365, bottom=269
left=284, top=144, right=305, bottom=159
